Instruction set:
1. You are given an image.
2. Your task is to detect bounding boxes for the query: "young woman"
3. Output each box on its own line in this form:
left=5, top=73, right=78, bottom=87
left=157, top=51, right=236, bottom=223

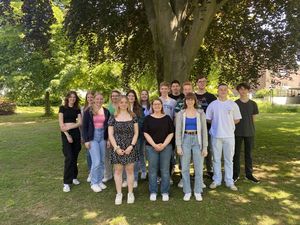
left=81, top=91, right=94, bottom=182
left=82, top=92, right=110, bottom=192
left=175, top=93, right=208, bottom=201
left=108, top=96, right=139, bottom=205
left=125, top=90, right=145, bottom=187
left=58, top=91, right=82, bottom=192
left=140, top=90, right=151, bottom=117
left=143, top=98, right=174, bottom=201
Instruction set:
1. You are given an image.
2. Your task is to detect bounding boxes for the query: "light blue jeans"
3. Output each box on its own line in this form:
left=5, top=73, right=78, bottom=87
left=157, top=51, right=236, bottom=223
left=181, top=134, right=204, bottom=194
left=146, top=144, right=172, bottom=194
left=89, top=128, right=106, bottom=185
left=134, top=138, right=147, bottom=178
left=211, top=136, right=235, bottom=186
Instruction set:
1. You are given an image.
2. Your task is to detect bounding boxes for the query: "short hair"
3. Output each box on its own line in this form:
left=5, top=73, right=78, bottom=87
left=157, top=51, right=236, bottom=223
left=218, top=83, right=228, bottom=88
left=151, top=98, right=165, bottom=114
left=236, top=83, right=250, bottom=91
left=183, top=93, right=198, bottom=109
left=171, top=80, right=180, bottom=85
left=160, top=81, right=170, bottom=88
left=196, top=75, right=207, bottom=82
left=183, top=81, right=193, bottom=87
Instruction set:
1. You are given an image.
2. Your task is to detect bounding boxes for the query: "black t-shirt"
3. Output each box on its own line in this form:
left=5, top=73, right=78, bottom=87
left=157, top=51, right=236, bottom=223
left=143, top=115, right=174, bottom=145
left=59, top=105, right=81, bottom=123
left=169, top=93, right=185, bottom=102
left=195, top=92, right=217, bottom=113
left=235, top=99, right=259, bottom=137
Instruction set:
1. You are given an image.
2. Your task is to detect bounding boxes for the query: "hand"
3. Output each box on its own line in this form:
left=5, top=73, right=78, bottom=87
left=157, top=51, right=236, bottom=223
left=177, top=147, right=183, bottom=156
left=202, top=148, right=208, bottom=157
left=85, top=142, right=90, bottom=149
left=116, top=148, right=125, bottom=156
left=107, top=141, right=111, bottom=148
left=64, top=132, right=73, bottom=143
left=153, top=144, right=162, bottom=152
left=60, top=124, right=68, bottom=132
left=124, top=145, right=133, bottom=155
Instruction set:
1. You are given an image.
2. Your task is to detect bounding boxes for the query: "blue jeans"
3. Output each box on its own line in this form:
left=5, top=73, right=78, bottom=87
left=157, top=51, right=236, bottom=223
left=86, top=151, right=92, bottom=171
left=181, top=134, right=204, bottom=194
left=134, top=138, right=147, bottom=179
left=211, top=136, right=235, bottom=186
left=146, top=144, right=172, bottom=194
left=89, top=128, right=106, bottom=185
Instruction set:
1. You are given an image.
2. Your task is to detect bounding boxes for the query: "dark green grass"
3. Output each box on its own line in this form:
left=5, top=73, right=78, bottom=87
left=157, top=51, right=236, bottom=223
left=0, top=108, right=299, bottom=225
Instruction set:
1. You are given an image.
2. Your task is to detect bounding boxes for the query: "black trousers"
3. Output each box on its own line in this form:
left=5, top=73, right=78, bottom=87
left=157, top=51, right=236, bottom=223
left=233, top=136, right=254, bottom=178
left=61, top=128, right=81, bottom=184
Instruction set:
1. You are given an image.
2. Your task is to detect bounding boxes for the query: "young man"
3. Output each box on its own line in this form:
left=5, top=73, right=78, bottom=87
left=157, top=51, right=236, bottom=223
left=233, top=83, right=260, bottom=183
left=169, top=80, right=185, bottom=101
left=159, top=82, right=177, bottom=120
left=206, top=84, right=242, bottom=191
left=195, top=75, right=217, bottom=179
left=174, top=81, right=194, bottom=113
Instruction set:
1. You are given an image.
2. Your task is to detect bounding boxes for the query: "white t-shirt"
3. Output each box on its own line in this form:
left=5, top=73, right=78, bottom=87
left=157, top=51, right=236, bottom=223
left=206, top=99, right=242, bottom=138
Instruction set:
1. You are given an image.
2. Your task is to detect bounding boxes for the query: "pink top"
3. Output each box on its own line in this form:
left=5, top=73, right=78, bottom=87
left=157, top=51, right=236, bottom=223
left=93, top=114, right=105, bottom=128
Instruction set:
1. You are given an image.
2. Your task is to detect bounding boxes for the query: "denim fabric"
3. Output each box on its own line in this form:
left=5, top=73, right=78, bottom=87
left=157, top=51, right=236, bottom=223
left=146, top=144, right=172, bottom=194
left=211, top=136, right=235, bottom=186
left=89, top=128, right=106, bottom=185
left=181, top=134, right=204, bottom=194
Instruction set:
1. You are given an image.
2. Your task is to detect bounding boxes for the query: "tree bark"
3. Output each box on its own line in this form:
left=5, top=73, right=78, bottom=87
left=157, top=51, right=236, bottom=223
left=44, top=90, right=52, bottom=116
left=144, top=0, right=229, bottom=84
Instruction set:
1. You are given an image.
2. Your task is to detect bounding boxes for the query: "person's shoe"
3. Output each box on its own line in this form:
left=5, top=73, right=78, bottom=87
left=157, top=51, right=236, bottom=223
left=183, top=193, right=192, bottom=201
left=209, top=182, right=218, bottom=189
left=228, top=184, right=238, bottom=191
left=150, top=193, right=157, bottom=201
left=133, top=181, right=138, bottom=188
left=246, top=175, right=260, bottom=183
left=194, top=193, right=203, bottom=201
left=233, top=176, right=240, bottom=183
left=72, top=179, right=80, bottom=185
left=162, top=193, right=169, bottom=202
left=170, top=178, right=174, bottom=185
left=177, top=179, right=183, bottom=188
left=99, top=183, right=107, bottom=190
left=202, top=183, right=206, bottom=188
left=127, top=192, right=135, bottom=204
left=87, top=173, right=91, bottom=182
left=122, top=180, right=128, bottom=188
left=63, top=184, right=70, bottom=192
left=91, top=184, right=102, bottom=192
left=207, top=171, right=214, bottom=180
left=115, top=193, right=123, bottom=205
left=102, top=175, right=113, bottom=183
left=141, top=172, right=147, bottom=180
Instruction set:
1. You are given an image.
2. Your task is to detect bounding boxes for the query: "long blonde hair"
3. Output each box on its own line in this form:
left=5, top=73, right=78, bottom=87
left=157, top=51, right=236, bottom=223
left=91, top=92, right=104, bottom=115
left=115, top=95, right=135, bottom=117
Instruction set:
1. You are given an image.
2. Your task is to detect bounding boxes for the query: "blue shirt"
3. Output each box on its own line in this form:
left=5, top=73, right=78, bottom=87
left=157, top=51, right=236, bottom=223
left=185, top=117, right=197, bottom=130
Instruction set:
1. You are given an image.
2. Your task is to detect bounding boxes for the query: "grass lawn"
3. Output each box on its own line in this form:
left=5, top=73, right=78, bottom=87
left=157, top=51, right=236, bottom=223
left=0, top=107, right=299, bottom=225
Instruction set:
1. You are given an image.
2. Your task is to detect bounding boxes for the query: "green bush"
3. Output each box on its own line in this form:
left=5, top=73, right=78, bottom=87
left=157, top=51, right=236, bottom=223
left=256, top=100, right=300, bottom=113
left=0, top=98, right=16, bottom=115
left=254, top=89, right=271, bottom=98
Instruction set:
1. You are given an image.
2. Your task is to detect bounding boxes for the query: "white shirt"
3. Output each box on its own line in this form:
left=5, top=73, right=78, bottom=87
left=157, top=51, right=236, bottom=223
left=206, top=99, right=242, bottom=138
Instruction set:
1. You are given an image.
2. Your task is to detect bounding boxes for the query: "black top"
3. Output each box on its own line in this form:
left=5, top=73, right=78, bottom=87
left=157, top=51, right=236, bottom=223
left=82, top=107, right=110, bottom=141
left=169, top=93, right=185, bottom=102
left=195, top=92, right=217, bottom=113
left=59, top=105, right=81, bottom=123
left=235, top=99, right=259, bottom=137
left=143, top=115, right=174, bottom=145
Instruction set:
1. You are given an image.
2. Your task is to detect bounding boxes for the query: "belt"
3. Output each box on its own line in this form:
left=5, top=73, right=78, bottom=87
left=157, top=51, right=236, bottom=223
left=184, top=131, right=197, bottom=135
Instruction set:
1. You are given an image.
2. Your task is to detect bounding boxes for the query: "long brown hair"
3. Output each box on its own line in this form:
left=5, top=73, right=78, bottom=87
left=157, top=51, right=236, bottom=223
left=64, top=91, right=80, bottom=109
left=140, top=90, right=151, bottom=110
left=115, top=95, right=135, bottom=117
left=84, top=90, right=95, bottom=111
left=126, top=90, right=142, bottom=117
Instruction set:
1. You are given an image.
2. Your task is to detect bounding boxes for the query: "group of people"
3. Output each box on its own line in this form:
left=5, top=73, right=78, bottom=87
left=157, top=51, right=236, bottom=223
left=58, top=75, right=260, bottom=205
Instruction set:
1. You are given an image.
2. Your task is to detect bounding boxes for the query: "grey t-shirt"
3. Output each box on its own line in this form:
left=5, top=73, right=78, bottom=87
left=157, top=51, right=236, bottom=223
left=235, top=99, right=259, bottom=137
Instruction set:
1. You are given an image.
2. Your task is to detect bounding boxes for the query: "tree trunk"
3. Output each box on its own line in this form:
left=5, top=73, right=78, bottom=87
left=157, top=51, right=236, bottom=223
left=44, top=90, right=52, bottom=116
left=144, top=0, right=229, bottom=84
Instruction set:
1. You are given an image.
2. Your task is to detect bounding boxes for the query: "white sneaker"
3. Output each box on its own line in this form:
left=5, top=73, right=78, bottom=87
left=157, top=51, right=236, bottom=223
left=72, top=179, right=80, bottom=185
left=195, top=193, right=203, bottom=201
left=178, top=179, right=183, bottom=188
left=162, top=194, right=169, bottom=202
left=141, top=172, right=147, bottom=180
left=209, top=182, right=218, bottom=189
left=115, top=193, right=123, bottom=205
left=91, top=184, right=102, bottom=192
left=127, top=192, right=135, bottom=204
left=99, top=183, right=107, bottom=190
left=133, top=181, right=138, bottom=188
left=102, top=175, right=113, bottom=183
left=183, top=193, right=192, bottom=201
left=228, top=184, right=238, bottom=191
left=150, top=193, right=157, bottom=201
left=63, top=184, right=70, bottom=192
left=122, top=181, right=128, bottom=188
left=87, top=174, right=91, bottom=182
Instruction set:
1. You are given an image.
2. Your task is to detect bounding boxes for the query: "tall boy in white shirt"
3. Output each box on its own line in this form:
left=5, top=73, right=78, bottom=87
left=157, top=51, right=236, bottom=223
left=206, top=84, right=242, bottom=191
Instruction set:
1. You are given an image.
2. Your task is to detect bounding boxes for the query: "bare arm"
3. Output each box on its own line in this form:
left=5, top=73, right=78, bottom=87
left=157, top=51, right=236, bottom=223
left=234, top=119, right=240, bottom=124
left=108, top=126, right=118, bottom=149
left=65, top=114, right=82, bottom=129
left=162, top=133, right=174, bottom=148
